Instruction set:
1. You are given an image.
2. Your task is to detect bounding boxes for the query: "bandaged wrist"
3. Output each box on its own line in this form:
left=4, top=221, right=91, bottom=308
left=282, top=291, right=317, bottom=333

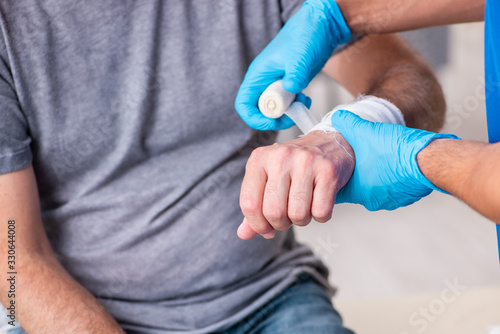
left=306, top=95, right=405, bottom=134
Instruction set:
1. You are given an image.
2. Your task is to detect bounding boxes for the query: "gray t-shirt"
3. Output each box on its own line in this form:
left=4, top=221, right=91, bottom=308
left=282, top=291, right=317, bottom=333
left=0, top=1, right=334, bottom=333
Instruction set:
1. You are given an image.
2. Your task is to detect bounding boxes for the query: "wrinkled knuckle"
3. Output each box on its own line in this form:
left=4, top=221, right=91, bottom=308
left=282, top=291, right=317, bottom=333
left=290, top=190, right=308, bottom=203
left=294, top=219, right=311, bottom=227
left=269, top=217, right=291, bottom=231
left=299, top=149, right=317, bottom=164
left=274, top=222, right=292, bottom=231
left=275, top=146, right=293, bottom=161
left=263, top=207, right=286, bottom=223
left=318, top=162, right=338, bottom=182
left=240, top=198, right=261, bottom=215
left=289, top=208, right=310, bottom=226
left=321, top=160, right=337, bottom=175
left=249, top=147, right=264, bottom=162
left=313, top=208, right=333, bottom=223
left=288, top=206, right=309, bottom=222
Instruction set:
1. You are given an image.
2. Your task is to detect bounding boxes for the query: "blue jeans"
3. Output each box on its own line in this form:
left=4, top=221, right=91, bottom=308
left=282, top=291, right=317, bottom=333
left=219, top=274, right=355, bottom=334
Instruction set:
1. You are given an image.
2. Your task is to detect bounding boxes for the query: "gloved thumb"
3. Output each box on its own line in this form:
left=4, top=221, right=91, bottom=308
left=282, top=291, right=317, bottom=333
left=282, top=60, right=311, bottom=94
left=330, top=110, right=368, bottom=144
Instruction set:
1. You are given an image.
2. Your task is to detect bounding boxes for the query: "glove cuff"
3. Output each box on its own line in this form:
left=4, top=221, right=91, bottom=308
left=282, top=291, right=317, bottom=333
left=307, top=95, right=405, bottom=134
left=412, top=133, right=462, bottom=194
left=304, top=0, right=352, bottom=46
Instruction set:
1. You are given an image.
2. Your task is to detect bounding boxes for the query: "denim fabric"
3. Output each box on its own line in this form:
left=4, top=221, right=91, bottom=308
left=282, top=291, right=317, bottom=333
left=219, top=274, right=355, bottom=334
left=2, top=328, right=26, bottom=334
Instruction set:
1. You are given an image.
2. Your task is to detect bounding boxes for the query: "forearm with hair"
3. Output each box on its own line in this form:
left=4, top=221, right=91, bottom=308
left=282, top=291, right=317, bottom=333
left=366, top=62, right=446, bottom=131
left=0, top=166, right=124, bottom=334
left=336, top=0, right=485, bottom=35
left=417, top=139, right=500, bottom=223
left=324, top=34, right=446, bottom=132
left=12, top=253, right=125, bottom=334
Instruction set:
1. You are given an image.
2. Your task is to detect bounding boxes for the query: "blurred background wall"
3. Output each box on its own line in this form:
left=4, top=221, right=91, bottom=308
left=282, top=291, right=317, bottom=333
left=279, top=23, right=500, bottom=334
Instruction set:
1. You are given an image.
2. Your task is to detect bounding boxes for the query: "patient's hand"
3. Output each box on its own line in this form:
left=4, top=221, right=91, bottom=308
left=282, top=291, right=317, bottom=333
left=238, top=130, right=355, bottom=240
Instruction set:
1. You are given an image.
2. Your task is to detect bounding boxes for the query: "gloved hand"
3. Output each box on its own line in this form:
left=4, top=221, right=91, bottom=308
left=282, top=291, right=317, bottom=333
left=235, top=0, right=351, bottom=131
left=331, top=110, right=460, bottom=211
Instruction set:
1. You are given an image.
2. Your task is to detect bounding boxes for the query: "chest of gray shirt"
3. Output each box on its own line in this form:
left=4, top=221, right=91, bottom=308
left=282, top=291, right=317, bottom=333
left=0, top=1, right=332, bottom=332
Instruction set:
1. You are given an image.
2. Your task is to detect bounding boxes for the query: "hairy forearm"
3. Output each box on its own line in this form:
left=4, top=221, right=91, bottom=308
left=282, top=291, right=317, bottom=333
left=366, top=61, right=446, bottom=131
left=0, top=166, right=123, bottom=333
left=0, top=251, right=124, bottom=334
left=336, top=0, right=485, bottom=35
left=2, top=242, right=123, bottom=333
left=325, top=34, right=446, bottom=131
left=417, top=139, right=500, bottom=223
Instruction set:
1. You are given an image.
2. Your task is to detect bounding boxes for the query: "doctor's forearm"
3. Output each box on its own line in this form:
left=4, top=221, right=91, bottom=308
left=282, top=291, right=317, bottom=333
left=417, top=139, right=500, bottom=224
left=336, top=0, right=485, bottom=35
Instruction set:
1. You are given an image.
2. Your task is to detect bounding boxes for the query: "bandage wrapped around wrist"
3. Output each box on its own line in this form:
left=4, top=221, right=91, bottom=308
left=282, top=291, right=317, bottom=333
left=307, top=95, right=405, bottom=134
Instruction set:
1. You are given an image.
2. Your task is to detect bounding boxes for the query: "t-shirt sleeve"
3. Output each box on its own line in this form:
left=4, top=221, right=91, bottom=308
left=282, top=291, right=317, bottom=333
left=0, top=48, right=33, bottom=175
left=279, top=0, right=363, bottom=54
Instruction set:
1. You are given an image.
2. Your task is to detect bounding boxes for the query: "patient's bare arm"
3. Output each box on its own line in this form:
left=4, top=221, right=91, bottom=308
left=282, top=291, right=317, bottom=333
left=0, top=165, right=124, bottom=334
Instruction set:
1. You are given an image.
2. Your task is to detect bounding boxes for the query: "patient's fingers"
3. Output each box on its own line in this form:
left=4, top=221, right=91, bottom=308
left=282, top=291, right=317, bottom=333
left=239, top=148, right=274, bottom=239
left=287, top=152, right=314, bottom=226
left=262, top=165, right=292, bottom=231
left=311, top=163, right=338, bottom=223
left=237, top=218, right=258, bottom=240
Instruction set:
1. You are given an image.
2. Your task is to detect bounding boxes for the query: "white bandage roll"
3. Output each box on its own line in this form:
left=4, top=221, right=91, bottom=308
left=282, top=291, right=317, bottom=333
left=307, top=95, right=405, bottom=134
left=258, top=80, right=296, bottom=119
left=258, top=80, right=319, bottom=133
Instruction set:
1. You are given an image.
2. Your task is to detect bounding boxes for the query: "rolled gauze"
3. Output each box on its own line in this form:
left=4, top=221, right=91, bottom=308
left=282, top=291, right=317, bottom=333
left=258, top=80, right=296, bottom=119
left=285, top=101, right=319, bottom=134
left=258, top=80, right=318, bottom=133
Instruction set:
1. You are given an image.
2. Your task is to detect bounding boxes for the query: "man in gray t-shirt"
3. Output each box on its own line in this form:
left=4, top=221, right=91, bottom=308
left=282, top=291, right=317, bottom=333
left=0, top=1, right=445, bottom=333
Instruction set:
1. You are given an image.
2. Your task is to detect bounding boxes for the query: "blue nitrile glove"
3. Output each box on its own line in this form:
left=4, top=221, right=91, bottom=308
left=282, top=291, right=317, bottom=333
left=235, top=0, right=351, bottom=131
left=331, top=110, right=460, bottom=211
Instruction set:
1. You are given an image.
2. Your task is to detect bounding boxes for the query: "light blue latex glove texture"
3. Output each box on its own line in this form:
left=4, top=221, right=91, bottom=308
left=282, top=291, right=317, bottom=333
left=235, top=0, right=351, bottom=131
left=331, top=110, right=461, bottom=211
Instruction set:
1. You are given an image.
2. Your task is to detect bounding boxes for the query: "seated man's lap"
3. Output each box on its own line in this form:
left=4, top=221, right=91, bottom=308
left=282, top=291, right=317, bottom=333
left=2, top=274, right=353, bottom=334
left=221, top=274, right=355, bottom=334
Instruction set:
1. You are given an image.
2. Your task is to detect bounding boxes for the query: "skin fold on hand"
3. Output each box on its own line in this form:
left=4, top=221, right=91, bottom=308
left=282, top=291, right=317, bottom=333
left=238, top=130, right=355, bottom=240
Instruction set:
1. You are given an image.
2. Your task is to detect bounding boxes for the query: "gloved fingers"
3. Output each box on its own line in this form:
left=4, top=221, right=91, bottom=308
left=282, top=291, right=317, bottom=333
left=295, top=92, right=312, bottom=109
left=282, top=56, right=312, bottom=94
left=330, top=109, right=372, bottom=144
left=235, top=71, right=297, bottom=131
left=235, top=81, right=277, bottom=131
left=304, top=0, right=352, bottom=45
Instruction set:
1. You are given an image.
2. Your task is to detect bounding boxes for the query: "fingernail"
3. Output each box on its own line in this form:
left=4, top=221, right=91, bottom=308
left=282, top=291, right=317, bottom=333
left=261, top=230, right=275, bottom=239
